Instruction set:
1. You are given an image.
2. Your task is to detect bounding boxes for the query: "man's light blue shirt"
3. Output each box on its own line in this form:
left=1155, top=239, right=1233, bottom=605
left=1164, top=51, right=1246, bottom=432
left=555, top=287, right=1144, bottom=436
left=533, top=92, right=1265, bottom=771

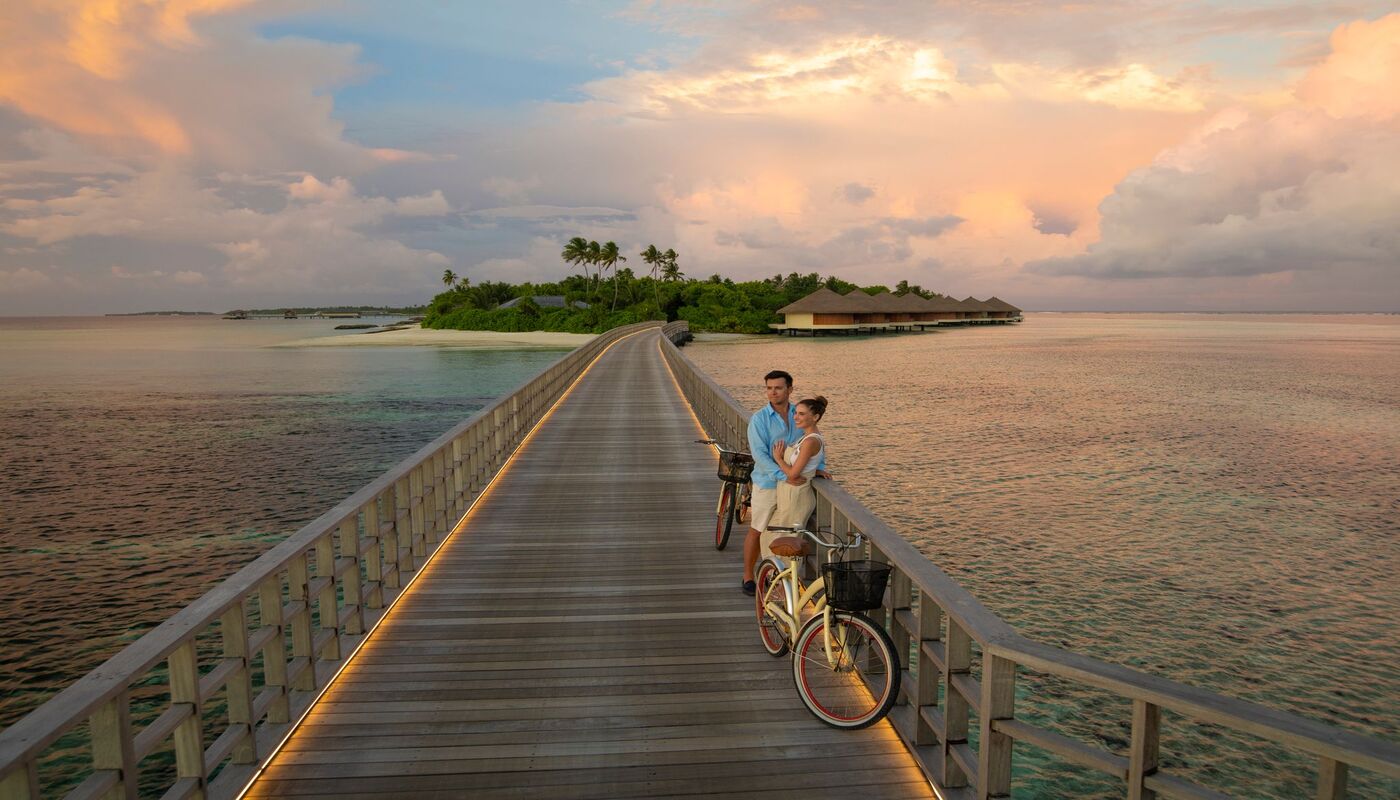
left=747, top=403, right=826, bottom=490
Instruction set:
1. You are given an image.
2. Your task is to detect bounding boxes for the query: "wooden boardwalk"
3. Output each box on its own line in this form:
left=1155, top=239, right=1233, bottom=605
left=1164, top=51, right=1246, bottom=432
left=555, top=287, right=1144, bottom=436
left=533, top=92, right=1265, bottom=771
left=247, top=330, right=934, bottom=799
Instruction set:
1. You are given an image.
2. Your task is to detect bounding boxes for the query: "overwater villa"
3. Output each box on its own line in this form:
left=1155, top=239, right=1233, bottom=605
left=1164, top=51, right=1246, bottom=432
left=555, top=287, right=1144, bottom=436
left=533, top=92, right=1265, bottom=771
left=768, top=287, right=872, bottom=333
left=983, top=295, right=1023, bottom=320
left=773, top=288, right=1022, bottom=335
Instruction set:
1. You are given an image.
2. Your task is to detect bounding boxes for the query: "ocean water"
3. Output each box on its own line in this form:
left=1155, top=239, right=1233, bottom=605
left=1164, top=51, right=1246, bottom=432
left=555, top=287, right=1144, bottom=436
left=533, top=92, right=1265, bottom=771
left=685, top=314, right=1400, bottom=798
left=0, top=316, right=569, bottom=729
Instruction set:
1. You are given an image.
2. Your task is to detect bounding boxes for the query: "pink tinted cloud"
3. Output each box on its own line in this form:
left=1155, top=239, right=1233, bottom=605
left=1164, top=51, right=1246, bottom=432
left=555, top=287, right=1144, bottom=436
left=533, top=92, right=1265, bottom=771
left=1027, top=12, right=1400, bottom=310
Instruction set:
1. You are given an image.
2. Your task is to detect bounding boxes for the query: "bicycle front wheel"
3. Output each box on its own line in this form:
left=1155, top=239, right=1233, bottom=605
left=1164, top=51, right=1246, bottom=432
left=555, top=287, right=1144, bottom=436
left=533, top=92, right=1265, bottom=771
left=754, top=558, right=788, bottom=656
left=791, top=611, right=900, bottom=729
left=714, top=482, right=736, bottom=550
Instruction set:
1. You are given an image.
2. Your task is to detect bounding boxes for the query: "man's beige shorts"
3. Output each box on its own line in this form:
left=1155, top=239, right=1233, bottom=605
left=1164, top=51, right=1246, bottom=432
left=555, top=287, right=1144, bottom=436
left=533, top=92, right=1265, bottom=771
left=749, top=486, right=781, bottom=555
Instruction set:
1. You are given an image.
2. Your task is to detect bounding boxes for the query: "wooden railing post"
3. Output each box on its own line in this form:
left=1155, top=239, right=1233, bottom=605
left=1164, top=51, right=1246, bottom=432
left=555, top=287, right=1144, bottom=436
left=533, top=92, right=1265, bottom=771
left=408, top=462, right=422, bottom=557
left=339, top=518, right=363, bottom=635
left=511, top=395, right=522, bottom=446
left=407, top=468, right=426, bottom=559
left=218, top=605, right=257, bottom=767
left=220, top=602, right=256, bottom=764
left=0, top=764, right=38, bottom=800
left=491, top=407, right=504, bottom=471
left=287, top=554, right=315, bottom=691
left=472, top=422, right=486, bottom=491
left=978, top=654, right=1015, bottom=798
left=379, top=489, right=400, bottom=592
left=1128, top=699, right=1161, bottom=800
left=89, top=694, right=136, bottom=799
left=393, top=476, right=412, bottom=576
left=362, top=500, right=383, bottom=609
left=1316, top=758, right=1348, bottom=799
left=888, top=565, right=913, bottom=666
left=944, top=620, right=972, bottom=788
left=451, top=437, right=465, bottom=513
left=257, top=576, right=290, bottom=723
left=433, top=449, right=448, bottom=535
left=315, top=534, right=339, bottom=661
left=915, top=595, right=944, bottom=747
left=168, top=641, right=206, bottom=796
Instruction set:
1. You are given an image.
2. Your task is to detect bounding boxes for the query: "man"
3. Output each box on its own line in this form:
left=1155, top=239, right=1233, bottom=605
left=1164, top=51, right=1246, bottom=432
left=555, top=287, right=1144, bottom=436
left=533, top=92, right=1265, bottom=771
left=741, top=369, right=826, bottom=594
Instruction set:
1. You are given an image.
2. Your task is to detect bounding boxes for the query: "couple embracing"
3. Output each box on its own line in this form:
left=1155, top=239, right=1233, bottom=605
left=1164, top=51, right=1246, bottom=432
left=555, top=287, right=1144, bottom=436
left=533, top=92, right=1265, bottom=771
left=741, top=369, right=829, bottom=596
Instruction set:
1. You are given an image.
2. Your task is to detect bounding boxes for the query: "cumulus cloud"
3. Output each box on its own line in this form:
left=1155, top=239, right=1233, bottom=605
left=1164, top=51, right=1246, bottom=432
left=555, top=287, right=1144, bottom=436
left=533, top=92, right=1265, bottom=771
left=1027, top=13, right=1400, bottom=295
left=3, top=171, right=453, bottom=293
left=0, top=1, right=403, bottom=173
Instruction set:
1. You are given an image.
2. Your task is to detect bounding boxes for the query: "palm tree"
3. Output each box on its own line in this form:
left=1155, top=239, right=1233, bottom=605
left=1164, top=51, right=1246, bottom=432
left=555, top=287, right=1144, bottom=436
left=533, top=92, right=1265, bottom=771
left=640, top=244, right=663, bottom=316
left=599, top=241, right=626, bottom=311
left=661, top=249, right=683, bottom=282
left=561, top=237, right=591, bottom=283
left=585, top=240, right=602, bottom=292
left=442, top=268, right=457, bottom=288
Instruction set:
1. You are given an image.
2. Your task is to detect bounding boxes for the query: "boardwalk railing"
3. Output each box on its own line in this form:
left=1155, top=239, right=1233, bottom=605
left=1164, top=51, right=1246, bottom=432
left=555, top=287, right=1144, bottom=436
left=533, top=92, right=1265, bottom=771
left=0, top=321, right=669, bottom=800
left=659, top=333, right=1400, bottom=800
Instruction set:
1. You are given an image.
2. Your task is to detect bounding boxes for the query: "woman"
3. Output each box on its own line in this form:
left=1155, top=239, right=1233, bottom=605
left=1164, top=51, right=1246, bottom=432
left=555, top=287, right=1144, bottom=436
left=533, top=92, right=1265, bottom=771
left=769, top=395, right=826, bottom=537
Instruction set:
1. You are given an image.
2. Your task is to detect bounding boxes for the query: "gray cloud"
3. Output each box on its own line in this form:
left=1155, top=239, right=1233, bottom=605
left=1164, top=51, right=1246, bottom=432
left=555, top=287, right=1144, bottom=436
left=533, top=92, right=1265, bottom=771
left=1031, top=208, right=1077, bottom=236
left=881, top=215, right=963, bottom=237
left=838, top=182, right=875, bottom=204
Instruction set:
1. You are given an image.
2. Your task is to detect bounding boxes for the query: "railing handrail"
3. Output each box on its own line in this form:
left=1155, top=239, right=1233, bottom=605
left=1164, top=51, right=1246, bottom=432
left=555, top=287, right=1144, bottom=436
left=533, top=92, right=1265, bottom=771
left=0, top=320, right=663, bottom=777
left=658, top=332, right=1400, bottom=794
left=818, top=478, right=1400, bottom=776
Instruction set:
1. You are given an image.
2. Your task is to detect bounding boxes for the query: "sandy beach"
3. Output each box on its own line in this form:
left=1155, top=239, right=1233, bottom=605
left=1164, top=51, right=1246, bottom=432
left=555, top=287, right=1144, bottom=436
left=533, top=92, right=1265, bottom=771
left=271, top=325, right=596, bottom=349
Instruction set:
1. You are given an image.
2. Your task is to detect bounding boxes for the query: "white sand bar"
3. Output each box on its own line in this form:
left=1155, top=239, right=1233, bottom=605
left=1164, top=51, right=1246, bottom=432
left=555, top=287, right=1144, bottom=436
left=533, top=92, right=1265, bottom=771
left=271, top=325, right=596, bottom=349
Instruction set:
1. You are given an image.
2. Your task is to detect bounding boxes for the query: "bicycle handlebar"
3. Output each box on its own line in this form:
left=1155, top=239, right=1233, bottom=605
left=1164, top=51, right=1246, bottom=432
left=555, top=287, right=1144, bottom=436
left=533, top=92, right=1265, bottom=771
left=694, top=439, right=751, bottom=457
left=764, top=524, right=862, bottom=551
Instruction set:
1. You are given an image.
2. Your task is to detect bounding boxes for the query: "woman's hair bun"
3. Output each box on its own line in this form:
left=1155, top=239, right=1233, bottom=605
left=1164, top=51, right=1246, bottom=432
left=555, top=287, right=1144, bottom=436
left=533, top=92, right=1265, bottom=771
left=800, top=395, right=828, bottom=418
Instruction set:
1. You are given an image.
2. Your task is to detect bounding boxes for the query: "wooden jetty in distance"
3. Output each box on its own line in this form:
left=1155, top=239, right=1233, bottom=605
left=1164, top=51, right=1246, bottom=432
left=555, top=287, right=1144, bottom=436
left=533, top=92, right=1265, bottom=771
left=1, top=321, right=1397, bottom=799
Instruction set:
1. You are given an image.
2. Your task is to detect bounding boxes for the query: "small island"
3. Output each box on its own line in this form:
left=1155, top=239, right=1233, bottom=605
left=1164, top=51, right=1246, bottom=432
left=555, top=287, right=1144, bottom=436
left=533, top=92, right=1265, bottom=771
left=423, top=239, right=1019, bottom=335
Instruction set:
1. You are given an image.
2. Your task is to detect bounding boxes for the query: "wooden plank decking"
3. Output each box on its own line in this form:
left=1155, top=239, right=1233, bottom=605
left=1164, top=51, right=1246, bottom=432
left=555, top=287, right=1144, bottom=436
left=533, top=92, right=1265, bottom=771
left=246, top=330, right=933, bottom=799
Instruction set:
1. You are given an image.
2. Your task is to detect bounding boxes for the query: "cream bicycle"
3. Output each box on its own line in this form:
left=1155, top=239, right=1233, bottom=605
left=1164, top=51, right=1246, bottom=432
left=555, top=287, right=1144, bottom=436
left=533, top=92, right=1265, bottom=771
left=755, top=524, right=900, bottom=729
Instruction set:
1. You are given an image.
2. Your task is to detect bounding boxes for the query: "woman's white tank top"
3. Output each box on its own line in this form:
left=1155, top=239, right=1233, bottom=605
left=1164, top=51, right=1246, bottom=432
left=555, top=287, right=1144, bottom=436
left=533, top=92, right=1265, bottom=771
left=785, top=433, right=823, bottom=477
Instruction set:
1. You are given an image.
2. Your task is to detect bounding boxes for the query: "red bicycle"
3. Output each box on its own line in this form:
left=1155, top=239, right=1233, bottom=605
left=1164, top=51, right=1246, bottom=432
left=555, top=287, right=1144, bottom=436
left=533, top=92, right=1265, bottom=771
left=695, top=439, right=753, bottom=550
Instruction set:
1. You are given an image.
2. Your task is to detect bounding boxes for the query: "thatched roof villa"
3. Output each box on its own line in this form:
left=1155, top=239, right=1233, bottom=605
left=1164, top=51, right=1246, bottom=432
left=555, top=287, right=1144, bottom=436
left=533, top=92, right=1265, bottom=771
left=982, top=296, right=1023, bottom=319
left=772, top=288, right=1022, bottom=335
left=772, top=287, right=873, bottom=332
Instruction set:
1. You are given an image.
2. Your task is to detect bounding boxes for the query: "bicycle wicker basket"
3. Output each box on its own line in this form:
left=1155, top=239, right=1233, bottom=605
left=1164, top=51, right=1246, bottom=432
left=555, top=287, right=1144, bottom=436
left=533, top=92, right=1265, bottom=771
left=717, top=450, right=755, bottom=484
left=821, top=560, right=891, bottom=612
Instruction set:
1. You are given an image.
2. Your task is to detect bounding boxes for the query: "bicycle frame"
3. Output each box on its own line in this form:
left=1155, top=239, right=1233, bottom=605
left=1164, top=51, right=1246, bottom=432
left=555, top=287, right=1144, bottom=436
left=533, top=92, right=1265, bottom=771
left=762, top=557, right=850, bottom=670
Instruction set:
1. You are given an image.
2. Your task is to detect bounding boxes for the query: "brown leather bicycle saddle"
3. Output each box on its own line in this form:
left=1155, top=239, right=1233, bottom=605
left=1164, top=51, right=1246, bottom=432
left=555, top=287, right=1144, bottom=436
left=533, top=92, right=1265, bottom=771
left=769, top=536, right=809, bottom=558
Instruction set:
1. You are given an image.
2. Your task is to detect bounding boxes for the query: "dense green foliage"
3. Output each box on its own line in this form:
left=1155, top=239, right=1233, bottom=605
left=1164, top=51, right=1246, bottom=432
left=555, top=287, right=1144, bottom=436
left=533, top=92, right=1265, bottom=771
left=423, top=267, right=945, bottom=335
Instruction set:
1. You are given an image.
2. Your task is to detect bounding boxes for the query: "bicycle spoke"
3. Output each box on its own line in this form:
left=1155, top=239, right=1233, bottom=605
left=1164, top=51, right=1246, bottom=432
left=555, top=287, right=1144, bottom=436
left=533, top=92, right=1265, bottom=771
left=792, top=614, right=898, bottom=728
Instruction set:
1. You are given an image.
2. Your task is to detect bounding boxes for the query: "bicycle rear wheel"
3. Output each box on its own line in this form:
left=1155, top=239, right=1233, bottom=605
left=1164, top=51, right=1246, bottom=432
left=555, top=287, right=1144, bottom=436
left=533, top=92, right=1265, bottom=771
left=754, top=558, right=788, bottom=656
left=714, top=482, right=736, bottom=550
left=791, top=611, right=900, bottom=729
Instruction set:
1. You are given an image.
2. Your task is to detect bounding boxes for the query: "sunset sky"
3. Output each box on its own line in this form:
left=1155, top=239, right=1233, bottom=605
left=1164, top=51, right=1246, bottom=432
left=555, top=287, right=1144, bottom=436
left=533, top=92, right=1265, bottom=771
left=1, top=1, right=1397, bottom=314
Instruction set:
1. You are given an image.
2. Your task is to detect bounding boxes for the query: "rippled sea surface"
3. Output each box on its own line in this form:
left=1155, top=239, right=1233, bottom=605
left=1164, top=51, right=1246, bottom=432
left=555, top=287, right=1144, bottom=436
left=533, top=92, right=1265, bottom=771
left=687, top=314, right=1399, bottom=798
left=0, top=316, right=567, bottom=729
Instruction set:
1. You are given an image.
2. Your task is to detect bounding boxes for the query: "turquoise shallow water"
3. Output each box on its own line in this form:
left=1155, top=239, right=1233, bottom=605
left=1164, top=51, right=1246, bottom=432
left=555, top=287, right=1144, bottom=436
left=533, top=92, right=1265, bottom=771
left=686, top=314, right=1400, bottom=798
left=0, top=316, right=569, bottom=729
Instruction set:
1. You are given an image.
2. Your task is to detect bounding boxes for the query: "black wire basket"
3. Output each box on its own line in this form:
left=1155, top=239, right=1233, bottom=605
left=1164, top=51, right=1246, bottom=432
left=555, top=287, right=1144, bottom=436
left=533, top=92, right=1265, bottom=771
left=822, top=560, right=891, bottom=612
left=717, top=451, right=755, bottom=483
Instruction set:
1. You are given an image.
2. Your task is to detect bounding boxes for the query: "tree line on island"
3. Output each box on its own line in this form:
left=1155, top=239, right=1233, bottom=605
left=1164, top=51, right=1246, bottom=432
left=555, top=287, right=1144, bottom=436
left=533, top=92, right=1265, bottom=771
left=426, top=238, right=946, bottom=335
